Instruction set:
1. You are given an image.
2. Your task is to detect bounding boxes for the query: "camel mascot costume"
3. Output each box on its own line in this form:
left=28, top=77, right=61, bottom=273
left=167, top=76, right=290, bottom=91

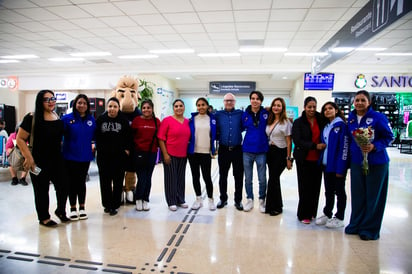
left=112, top=75, right=141, bottom=204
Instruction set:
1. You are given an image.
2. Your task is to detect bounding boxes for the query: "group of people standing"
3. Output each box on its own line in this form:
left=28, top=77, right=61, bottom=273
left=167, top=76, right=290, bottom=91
left=15, top=88, right=393, bottom=241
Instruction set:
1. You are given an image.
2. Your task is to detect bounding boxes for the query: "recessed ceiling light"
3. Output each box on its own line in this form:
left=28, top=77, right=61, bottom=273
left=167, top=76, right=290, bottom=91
left=175, top=77, right=181, bottom=80
left=375, top=52, right=412, bottom=56
left=48, top=57, right=85, bottom=62
left=70, top=52, right=112, bottom=57
left=118, top=55, right=158, bottom=59
left=239, top=47, right=287, bottom=53
left=1, top=54, right=39, bottom=59
left=284, top=52, right=328, bottom=56
left=198, top=52, right=240, bottom=57
left=149, top=49, right=195, bottom=54
left=355, top=47, right=386, bottom=51
left=0, top=60, right=20, bottom=63
left=282, top=76, right=288, bottom=80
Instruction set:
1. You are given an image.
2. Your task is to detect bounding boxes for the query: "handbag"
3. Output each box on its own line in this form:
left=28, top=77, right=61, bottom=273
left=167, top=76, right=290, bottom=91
left=135, top=117, right=157, bottom=167
left=8, top=115, right=35, bottom=171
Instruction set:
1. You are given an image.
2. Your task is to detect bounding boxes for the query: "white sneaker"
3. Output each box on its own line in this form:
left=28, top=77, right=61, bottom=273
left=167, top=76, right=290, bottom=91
left=208, top=198, right=216, bottom=211
left=135, top=200, right=143, bottom=211
left=326, top=217, right=344, bottom=228
left=78, top=210, right=88, bottom=220
left=126, top=191, right=134, bottom=203
left=315, top=215, right=330, bottom=225
left=178, top=203, right=189, bottom=208
left=243, top=199, right=254, bottom=212
left=142, top=201, right=150, bottom=211
left=259, top=199, right=266, bottom=213
left=191, top=196, right=203, bottom=210
left=169, top=205, right=177, bottom=211
left=69, top=210, right=79, bottom=221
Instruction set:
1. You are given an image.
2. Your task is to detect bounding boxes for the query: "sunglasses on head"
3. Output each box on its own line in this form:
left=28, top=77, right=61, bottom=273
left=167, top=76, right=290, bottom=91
left=43, top=97, right=57, bottom=103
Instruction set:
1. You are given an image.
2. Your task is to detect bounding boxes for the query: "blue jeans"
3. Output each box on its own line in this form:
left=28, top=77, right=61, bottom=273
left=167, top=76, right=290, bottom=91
left=243, top=152, right=267, bottom=200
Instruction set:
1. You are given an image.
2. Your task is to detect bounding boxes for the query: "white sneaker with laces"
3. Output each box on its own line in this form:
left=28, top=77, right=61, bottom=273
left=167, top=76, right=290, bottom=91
left=169, top=205, right=177, bottom=211
left=208, top=198, right=216, bottom=211
left=142, top=201, right=150, bottom=211
left=135, top=200, right=143, bottom=211
left=243, top=199, right=254, bottom=212
left=259, top=199, right=266, bottom=213
left=191, top=196, right=203, bottom=210
left=70, top=210, right=79, bottom=221
left=326, top=217, right=344, bottom=228
left=79, top=209, right=88, bottom=220
left=315, top=215, right=330, bottom=225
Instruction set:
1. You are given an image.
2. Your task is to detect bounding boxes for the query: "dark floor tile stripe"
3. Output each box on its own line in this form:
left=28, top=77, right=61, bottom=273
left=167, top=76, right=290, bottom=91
left=166, top=248, right=176, bottom=263
left=0, top=249, right=11, bottom=253
left=75, top=259, right=103, bottom=265
left=44, top=255, right=71, bottom=261
left=15, top=251, right=40, bottom=257
left=102, top=268, right=133, bottom=274
left=175, top=223, right=183, bottom=233
left=175, top=235, right=184, bottom=247
left=69, top=264, right=98, bottom=270
left=183, top=224, right=190, bottom=234
left=189, top=215, right=195, bottom=223
left=157, top=248, right=168, bottom=261
left=107, top=263, right=136, bottom=269
left=182, top=215, right=188, bottom=222
left=7, top=256, right=34, bottom=262
left=37, top=260, right=65, bottom=266
left=167, top=234, right=176, bottom=246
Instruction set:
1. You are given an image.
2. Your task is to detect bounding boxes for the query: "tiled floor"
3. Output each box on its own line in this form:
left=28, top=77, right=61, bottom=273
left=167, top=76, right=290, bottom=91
left=0, top=147, right=411, bottom=274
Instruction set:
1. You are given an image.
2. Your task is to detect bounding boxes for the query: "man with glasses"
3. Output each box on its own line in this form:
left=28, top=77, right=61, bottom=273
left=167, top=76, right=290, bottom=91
left=215, top=93, right=244, bottom=210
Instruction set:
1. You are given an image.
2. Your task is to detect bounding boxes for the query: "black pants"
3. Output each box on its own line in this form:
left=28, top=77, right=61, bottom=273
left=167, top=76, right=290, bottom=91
left=65, top=160, right=90, bottom=207
left=296, top=160, right=322, bottom=221
left=30, top=161, right=68, bottom=222
left=163, top=156, right=187, bottom=206
left=323, top=171, right=347, bottom=220
left=188, top=153, right=213, bottom=198
left=217, top=145, right=243, bottom=204
left=98, top=161, right=124, bottom=210
left=266, top=145, right=287, bottom=213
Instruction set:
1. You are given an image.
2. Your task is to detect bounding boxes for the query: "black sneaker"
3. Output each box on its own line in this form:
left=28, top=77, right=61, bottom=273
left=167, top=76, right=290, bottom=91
left=216, top=200, right=227, bottom=209
left=19, top=177, right=28, bottom=186
left=11, top=177, right=19, bottom=185
left=234, top=202, right=244, bottom=211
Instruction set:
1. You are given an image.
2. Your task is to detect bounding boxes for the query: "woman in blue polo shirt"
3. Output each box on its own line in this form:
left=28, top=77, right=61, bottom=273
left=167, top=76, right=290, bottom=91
left=62, top=94, right=96, bottom=221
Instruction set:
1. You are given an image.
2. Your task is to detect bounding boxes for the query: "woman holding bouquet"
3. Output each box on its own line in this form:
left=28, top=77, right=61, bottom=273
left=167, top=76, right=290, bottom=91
left=345, top=90, right=393, bottom=240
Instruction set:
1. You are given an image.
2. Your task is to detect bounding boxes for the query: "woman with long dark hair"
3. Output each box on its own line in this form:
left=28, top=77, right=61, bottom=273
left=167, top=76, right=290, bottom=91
left=292, top=96, right=326, bottom=224
left=131, top=99, right=161, bottom=211
left=16, top=90, right=69, bottom=227
left=265, top=97, right=292, bottom=216
left=62, top=94, right=96, bottom=220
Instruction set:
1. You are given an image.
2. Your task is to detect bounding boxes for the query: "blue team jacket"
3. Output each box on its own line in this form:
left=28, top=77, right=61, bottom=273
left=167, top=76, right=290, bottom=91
left=188, top=112, right=217, bottom=155
left=347, top=107, right=393, bottom=165
left=242, top=105, right=269, bottom=153
left=62, top=111, right=96, bottom=162
left=320, top=117, right=349, bottom=175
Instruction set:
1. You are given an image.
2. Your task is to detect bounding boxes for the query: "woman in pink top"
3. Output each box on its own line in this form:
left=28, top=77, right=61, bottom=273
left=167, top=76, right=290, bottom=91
left=158, top=99, right=191, bottom=211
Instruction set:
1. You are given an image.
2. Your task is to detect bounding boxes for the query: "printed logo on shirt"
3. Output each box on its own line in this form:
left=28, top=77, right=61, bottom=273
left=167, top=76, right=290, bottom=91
left=87, top=120, right=93, bottom=127
left=263, top=113, right=268, bottom=120
left=366, top=118, right=373, bottom=125
left=334, top=127, right=340, bottom=133
left=101, top=122, right=122, bottom=133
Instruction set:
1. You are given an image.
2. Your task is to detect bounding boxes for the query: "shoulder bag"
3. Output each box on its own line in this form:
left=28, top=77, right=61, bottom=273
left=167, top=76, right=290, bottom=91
left=8, top=115, right=35, bottom=171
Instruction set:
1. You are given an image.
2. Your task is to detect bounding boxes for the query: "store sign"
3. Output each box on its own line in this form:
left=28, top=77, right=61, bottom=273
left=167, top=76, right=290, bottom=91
left=209, top=81, right=256, bottom=94
left=0, top=76, right=18, bottom=90
left=312, top=0, right=412, bottom=74
left=55, top=92, right=67, bottom=101
left=371, top=75, right=412, bottom=88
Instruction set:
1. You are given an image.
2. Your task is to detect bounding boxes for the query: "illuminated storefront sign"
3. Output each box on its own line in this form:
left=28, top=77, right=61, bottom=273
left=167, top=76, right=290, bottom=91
left=371, top=75, right=412, bottom=88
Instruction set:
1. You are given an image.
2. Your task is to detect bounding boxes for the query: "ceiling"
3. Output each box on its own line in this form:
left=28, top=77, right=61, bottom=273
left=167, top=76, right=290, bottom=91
left=0, top=0, right=412, bottom=85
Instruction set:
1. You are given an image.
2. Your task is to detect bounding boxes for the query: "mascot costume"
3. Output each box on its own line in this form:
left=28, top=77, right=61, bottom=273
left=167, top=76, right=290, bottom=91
left=112, top=75, right=141, bottom=204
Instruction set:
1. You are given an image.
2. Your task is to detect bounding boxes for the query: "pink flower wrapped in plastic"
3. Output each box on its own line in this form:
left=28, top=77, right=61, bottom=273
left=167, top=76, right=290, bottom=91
left=352, top=126, right=374, bottom=175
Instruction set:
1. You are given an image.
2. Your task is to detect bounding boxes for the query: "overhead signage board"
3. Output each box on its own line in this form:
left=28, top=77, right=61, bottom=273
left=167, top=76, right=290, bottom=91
left=304, top=72, right=335, bottom=90
left=312, top=0, right=412, bottom=74
left=209, top=81, right=256, bottom=94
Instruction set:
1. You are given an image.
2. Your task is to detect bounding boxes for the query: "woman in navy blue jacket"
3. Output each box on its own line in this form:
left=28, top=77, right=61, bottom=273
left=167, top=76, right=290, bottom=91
left=62, top=94, right=96, bottom=221
left=188, top=97, right=217, bottom=211
left=345, top=90, right=393, bottom=240
left=315, top=102, right=349, bottom=228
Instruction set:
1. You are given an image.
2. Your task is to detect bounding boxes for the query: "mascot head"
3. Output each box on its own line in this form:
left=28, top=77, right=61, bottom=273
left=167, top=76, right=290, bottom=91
left=112, top=75, right=140, bottom=113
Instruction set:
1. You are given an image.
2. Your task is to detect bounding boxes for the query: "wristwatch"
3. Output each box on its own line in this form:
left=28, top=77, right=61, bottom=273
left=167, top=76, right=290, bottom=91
left=287, top=157, right=294, bottom=162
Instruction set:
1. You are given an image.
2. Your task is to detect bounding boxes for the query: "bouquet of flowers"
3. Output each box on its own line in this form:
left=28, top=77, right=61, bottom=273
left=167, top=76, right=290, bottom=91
left=352, top=126, right=374, bottom=175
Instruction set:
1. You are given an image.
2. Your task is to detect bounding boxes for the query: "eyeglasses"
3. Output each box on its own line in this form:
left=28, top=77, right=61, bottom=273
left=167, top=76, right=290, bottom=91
left=224, top=99, right=234, bottom=103
left=43, top=97, right=57, bottom=103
